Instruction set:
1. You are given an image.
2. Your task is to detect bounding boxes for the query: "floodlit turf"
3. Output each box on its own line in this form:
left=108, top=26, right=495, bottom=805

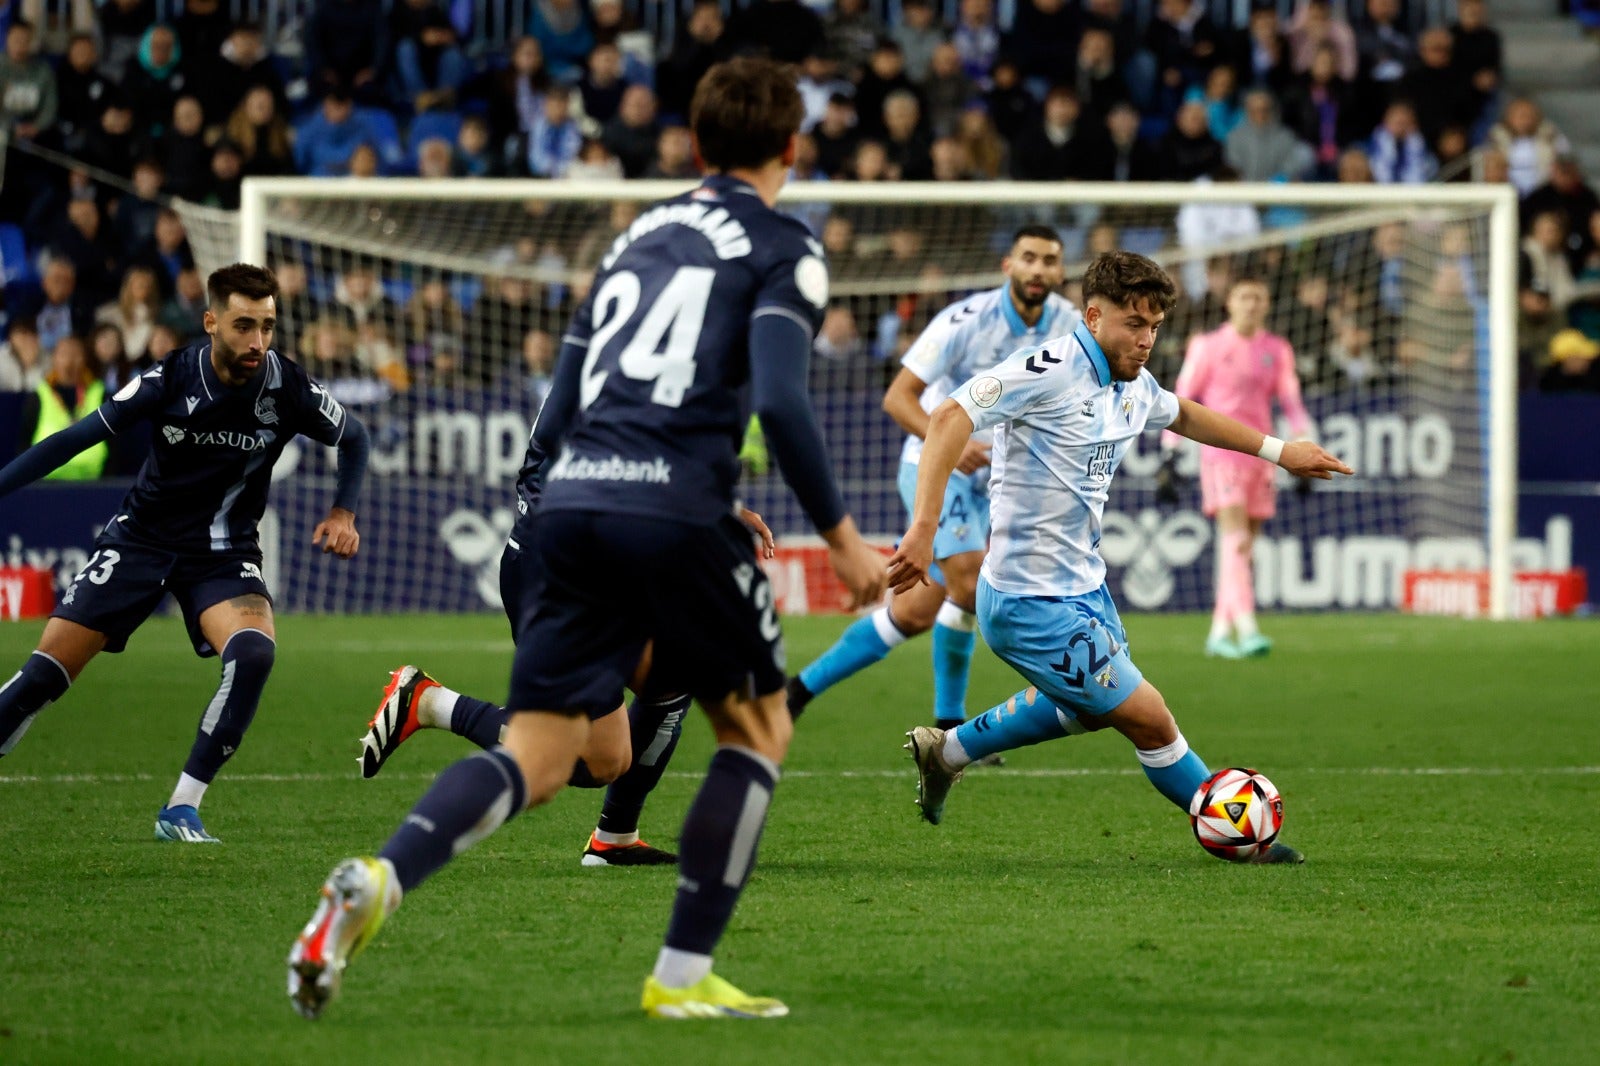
left=1, top=612, right=1597, bottom=1064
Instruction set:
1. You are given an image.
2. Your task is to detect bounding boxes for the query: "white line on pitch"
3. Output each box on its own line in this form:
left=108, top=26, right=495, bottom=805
left=1, top=766, right=1598, bottom=785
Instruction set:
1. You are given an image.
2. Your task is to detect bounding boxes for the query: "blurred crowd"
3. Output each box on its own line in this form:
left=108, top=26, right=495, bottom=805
left=1, top=0, right=1598, bottom=482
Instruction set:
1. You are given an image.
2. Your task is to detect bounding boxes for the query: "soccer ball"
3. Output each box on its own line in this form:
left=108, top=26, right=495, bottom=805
left=1189, top=767, right=1283, bottom=861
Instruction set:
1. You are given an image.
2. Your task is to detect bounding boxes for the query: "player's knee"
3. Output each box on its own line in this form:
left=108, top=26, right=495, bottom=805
left=715, top=701, right=792, bottom=763
left=224, top=629, right=275, bottom=677
left=888, top=599, right=937, bottom=636
left=583, top=745, right=630, bottom=785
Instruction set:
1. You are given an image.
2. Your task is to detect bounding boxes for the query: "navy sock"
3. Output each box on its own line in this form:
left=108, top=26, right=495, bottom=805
left=0, top=652, right=71, bottom=756
left=182, top=630, right=274, bottom=783
left=663, top=746, right=779, bottom=956
left=598, top=693, right=690, bottom=836
left=449, top=694, right=507, bottom=750
left=379, top=746, right=528, bottom=893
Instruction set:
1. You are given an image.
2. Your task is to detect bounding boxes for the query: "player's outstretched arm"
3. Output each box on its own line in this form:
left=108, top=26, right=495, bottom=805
left=887, top=399, right=972, bottom=595
left=0, top=416, right=113, bottom=499
left=1169, top=396, right=1352, bottom=480
left=313, top=417, right=369, bottom=558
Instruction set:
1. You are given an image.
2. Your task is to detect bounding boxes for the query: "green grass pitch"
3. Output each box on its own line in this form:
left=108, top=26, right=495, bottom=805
left=1, top=612, right=1597, bottom=1064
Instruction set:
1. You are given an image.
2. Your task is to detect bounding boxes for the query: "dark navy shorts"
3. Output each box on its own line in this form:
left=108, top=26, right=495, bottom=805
left=507, top=510, right=786, bottom=718
left=52, top=532, right=272, bottom=657
left=499, top=504, right=545, bottom=646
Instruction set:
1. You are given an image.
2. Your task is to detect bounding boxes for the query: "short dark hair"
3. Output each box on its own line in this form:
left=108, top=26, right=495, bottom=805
left=690, top=57, right=803, bottom=172
left=1011, top=224, right=1063, bottom=248
left=208, top=263, right=279, bottom=310
left=1082, top=251, right=1178, bottom=313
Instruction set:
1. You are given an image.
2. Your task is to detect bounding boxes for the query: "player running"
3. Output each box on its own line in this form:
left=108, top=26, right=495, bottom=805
left=0, top=263, right=369, bottom=843
left=888, top=251, right=1350, bottom=857
left=1156, top=276, right=1310, bottom=658
left=787, top=227, right=1079, bottom=738
left=288, top=57, right=886, bottom=1021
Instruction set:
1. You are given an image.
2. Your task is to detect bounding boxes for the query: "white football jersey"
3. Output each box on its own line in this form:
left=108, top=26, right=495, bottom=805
left=899, top=286, right=1080, bottom=467
left=952, top=322, right=1181, bottom=596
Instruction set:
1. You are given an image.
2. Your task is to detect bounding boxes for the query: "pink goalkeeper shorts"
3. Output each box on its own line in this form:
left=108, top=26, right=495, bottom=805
left=1199, top=452, right=1277, bottom=519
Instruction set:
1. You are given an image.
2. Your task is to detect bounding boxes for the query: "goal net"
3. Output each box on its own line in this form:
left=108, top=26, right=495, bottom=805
left=177, top=178, right=1521, bottom=618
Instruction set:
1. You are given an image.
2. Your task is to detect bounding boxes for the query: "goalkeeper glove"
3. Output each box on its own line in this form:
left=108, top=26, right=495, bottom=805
left=739, top=414, right=770, bottom=476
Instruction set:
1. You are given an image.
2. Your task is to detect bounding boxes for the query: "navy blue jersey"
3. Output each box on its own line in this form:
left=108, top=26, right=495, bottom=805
left=95, top=343, right=348, bottom=551
left=539, top=175, right=829, bottom=524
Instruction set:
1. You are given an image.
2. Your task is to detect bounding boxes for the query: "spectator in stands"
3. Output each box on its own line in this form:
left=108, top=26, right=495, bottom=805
left=1336, top=145, right=1373, bottom=184
left=656, top=1, right=725, bottom=123
left=1007, top=0, right=1082, bottom=94
left=1354, top=0, right=1411, bottom=86
left=1101, top=99, right=1161, bottom=182
left=1286, top=0, right=1357, bottom=81
left=90, top=323, right=133, bottom=392
left=927, top=136, right=968, bottom=182
left=1523, top=157, right=1600, bottom=276
left=820, top=214, right=862, bottom=279
left=0, top=21, right=55, bottom=140
left=894, top=0, right=944, bottom=84
left=98, top=0, right=156, bottom=82
left=1523, top=209, right=1577, bottom=314
left=331, top=263, right=402, bottom=381
left=1074, top=26, right=1129, bottom=126
left=797, top=49, right=850, bottom=132
left=159, top=267, right=206, bottom=339
left=518, top=87, right=582, bottom=178
left=1451, top=0, right=1502, bottom=128
left=175, top=0, right=230, bottom=77
left=304, top=0, right=388, bottom=105
left=1400, top=260, right=1477, bottom=378
left=53, top=32, right=112, bottom=153
left=158, top=95, right=210, bottom=200
left=1145, top=0, right=1225, bottom=108
left=206, top=21, right=284, bottom=126
left=1368, top=100, right=1437, bottom=185
left=482, top=38, right=551, bottom=145
left=1222, top=86, right=1312, bottom=180
left=521, top=328, right=556, bottom=402
left=404, top=276, right=466, bottom=384
left=576, top=41, right=628, bottom=128
left=1176, top=168, right=1260, bottom=297
left=0, top=316, right=43, bottom=393
left=129, top=207, right=194, bottom=298
left=644, top=124, right=697, bottom=179
left=301, top=318, right=362, bottom=384
left=850, top=138, right=891, bottom=182
left=49, top=199, right=116, bottom=308
left=812, top=92, right=860, bottom=178
left=122, top=24, right=191, bottom=135
left=528, top=0, right=594, bottom=84
left=922, top=43, right=975, bottom=139
left=1083, top=0, right=1153, bottom=109
left=814, top=302, right=865, bottom=362
left=1489, top=97, right=1572, bottom=199
left=1394, top=27, right=1479, bottom=149
left=1011, top=85, right=1096, bottom=182
left=390, top=0, right=469, bottom=114
left=825, top=0, right=884, bottom=82
left=414, top=137, right=454, bottom=178
left=590, top=0, right=654, bottom=84
left=954, top=103, right=1006, bottom=180
left=95, top=266, right=159, bottom=359
left=1326, top=297, right=1385, bottom=390
left=1517, top=271, right=1561, bottom=389
left=953, top=0, right=1000, bottom=85
left=725, top=0, right=825, bottom=65
left=1281, top=43, right=1363, bottom=181
left=1540, top=328, right=1600, bottom=392
left=265, top=259, right=319, bottom=359
left=881, top=90, right=933, bottom=181
left=141, top=321, right=182, bottom=365
left=77, top=91, right=139, bottom=181
left=20, top=334, right=106, bottom=479
left=110, top=158, right=164, bottom=257
left=1160, top=95, right=1224, bottom=182
left=227, top=85, right=294, bottom=178
left=1228, top=4, right=1291, bottom=94
left=982, top=57, right=1033, bottom=144
left=295, top=89, right=382, bottom=177
left=204, top=139, right=244, bottom=207
left=468, top=275, right=542, bottom=385
left=1435, top=124, right=1474, bottom=181
left=453, top=115, right=501, bottom=177
left=1199, top=65, right=1243, bottom=142
left=855, top=38, right=918, bottom=141
left=600, top=84, right=659, bottom=179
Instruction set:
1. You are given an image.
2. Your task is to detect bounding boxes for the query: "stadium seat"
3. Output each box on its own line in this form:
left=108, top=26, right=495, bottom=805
left=0, top=223, right=37, bottom=286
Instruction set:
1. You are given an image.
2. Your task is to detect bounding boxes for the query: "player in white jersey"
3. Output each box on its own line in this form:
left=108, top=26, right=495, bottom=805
left=888, top=251, right=1351, bottom=861
left=787, top=227, right=1078, bottom=735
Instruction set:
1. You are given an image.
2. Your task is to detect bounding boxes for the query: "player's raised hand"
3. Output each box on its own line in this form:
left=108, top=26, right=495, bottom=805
left=955, top=438, right=991, bottom=475
left=1279, top=441, right=1354, bottom=481
left=886, top=520, right=936, bottom=596
left=739, top=507, right=776, bottom=559
left=313, top=507, right=360, bottom=558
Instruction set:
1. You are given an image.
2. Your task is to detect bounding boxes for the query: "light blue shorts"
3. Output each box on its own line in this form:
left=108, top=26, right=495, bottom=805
left=976, top=577, right=1144, bottom=721
left=897, top=461, right=990, bottom=586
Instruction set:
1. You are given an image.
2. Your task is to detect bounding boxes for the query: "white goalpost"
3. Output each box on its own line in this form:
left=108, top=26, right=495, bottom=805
left=174, top=177, right=1521, bottom=618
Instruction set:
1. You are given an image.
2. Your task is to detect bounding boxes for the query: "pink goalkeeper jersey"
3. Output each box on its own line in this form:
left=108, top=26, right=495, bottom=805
left=1163, top=323, right=1310, bottom=452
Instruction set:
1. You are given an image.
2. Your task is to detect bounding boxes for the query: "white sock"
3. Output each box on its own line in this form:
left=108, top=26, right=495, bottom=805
left=1234, top=613, right=1259, bottom=640
left=941, top=729, right=972, bottom=770
left=1208, top=616, right=1230, bottom=641
left=653, top=946, right=712, bottom=988
left=168, top=772, right=208, bottom=810
left=417, top=684, right=459, bottom=729
left=593, top=828, right=639, bottom=846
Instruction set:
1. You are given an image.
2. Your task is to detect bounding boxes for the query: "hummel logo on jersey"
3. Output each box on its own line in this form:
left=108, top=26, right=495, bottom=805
left=951, top=303, right=978, bottom=323
left=163, top=425, right=184, bottom=444
left=1081, top=399, right=1095, bottom=417
left=185, top=396, right=200, bottom=414
left=1024, top=348, right=1061, bottom=374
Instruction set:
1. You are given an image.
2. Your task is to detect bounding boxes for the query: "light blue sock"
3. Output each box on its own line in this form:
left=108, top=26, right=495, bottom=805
left=931, top=601, right=977, bottom=723
left=1137, top=734, right=1211, bottom=809
left=949, top=687, right=1085, bottom=763
left=798, top=607, right=906, bottom=696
